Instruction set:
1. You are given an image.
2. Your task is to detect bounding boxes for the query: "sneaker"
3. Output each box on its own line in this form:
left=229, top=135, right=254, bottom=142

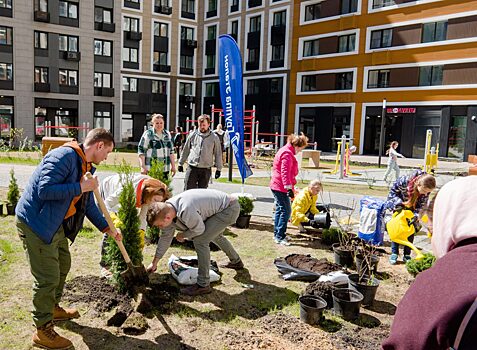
left=219, top=260, right=244, bottom=270
left=53, top=304, right=80, bottom=321
left=180, top=284, right=213, bottom=296
left=403, top=255, right=412, bottom=263
left=389, top=253, right=398, bottom=265
left=274, top=237, right=280, bottom=244
left=33, top=321, right=73, bottom=350
left=278, top=238, right=291, bottom=246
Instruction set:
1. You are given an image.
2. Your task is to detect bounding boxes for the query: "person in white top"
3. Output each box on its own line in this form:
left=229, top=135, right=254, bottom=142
left=384, top=141, right=405, bottom=182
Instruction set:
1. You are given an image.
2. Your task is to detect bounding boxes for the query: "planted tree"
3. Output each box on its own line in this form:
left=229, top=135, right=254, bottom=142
left=406, top=253, right=436, bottom=277
left=103, top=162, right=143, bottom=292
left=236, top=196, right=254, bottom=229
left=7, top=169, right=20, bottom=214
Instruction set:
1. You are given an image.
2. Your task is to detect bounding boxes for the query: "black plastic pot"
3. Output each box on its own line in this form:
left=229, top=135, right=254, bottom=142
left=355, top=254, right=379, bottom=275
left=332, top=243, right=354, bottom=268
left=235, top=215, right=251, bottom=229
left=299, top=295, right=327, bottom=325
left=6, top=203, right=16, bottom=216
left=0, top=203, right=4, bottom=216
left=312, top=212, right=331, bottom=229
left=332, top=288, right=363, bottom=321
left=348, top=273, right=380, bottom=306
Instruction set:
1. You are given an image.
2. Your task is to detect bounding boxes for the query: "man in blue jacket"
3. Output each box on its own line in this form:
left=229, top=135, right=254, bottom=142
left=16, top=128, right=121, bottom=350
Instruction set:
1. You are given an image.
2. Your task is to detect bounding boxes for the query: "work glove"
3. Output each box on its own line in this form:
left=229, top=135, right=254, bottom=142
left=178, top=165, right=184, bottom=173
left=215, top=170, right=221, bottom=179
left=287, top=189, right=294, bottom=199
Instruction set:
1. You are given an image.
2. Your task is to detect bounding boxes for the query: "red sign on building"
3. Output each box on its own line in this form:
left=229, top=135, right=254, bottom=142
left=386, top=107, right=416, bottom=114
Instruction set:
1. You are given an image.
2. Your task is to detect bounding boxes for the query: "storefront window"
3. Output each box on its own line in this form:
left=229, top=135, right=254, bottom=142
left=121, top=114, right=133, bottom=142
left=412, top=109, right=441, bottom=158
left=34, top=107, right=47, bottom=139
left=448, top=115, right=467, bottom=160
left=94, top=110, right=111, bottom=131
left=0, top=104, right=13, bottom=138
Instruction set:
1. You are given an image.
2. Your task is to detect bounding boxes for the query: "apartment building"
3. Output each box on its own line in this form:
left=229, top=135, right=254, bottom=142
left=290, top=0, right=477, bottom=160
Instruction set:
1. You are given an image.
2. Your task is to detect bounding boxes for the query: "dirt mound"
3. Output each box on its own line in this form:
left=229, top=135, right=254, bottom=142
left=285, top=254, right=341, bottom=274
left=331, top=324, right=390, bottom=350
left=304, top=281, right=337, bottom=308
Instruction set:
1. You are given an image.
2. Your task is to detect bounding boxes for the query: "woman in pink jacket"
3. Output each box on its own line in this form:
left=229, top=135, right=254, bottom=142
left=270, top=133, right=309, bottom=245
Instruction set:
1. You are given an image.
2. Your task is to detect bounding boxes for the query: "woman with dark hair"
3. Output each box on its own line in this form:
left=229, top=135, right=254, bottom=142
left=270, top=133, right=309, bottom=246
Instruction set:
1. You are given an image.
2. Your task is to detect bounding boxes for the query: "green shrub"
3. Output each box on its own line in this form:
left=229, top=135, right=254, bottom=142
left=7, top=169, right=20, bottom=206
left=321, top=227, right=342, bottom=245
left=406, top=253, right=436, bottom=277
left=238, top=196, right=254, bottom=216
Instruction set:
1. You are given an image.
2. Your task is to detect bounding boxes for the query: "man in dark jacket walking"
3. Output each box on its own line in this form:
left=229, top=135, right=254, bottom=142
left=177, top=114, right=223, bottom=190
left=16, top=128, right=121, bottom=349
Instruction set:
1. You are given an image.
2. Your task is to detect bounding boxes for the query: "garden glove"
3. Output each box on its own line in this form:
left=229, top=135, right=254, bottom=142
left=178, top=165, right=184, bottom=172
left=215, top=170, right=221, bottom=179
left=287, top=189, right=294, bottom=199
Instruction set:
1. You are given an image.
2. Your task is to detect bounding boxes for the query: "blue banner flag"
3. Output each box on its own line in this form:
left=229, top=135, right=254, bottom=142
left=218, top=34, right=253, bottom=182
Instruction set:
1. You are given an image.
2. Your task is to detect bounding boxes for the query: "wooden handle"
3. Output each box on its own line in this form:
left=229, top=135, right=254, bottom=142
left=85, top=172, right=131, bottom=264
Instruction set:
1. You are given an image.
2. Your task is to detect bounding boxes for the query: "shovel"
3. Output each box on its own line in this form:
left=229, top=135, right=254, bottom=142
left=85, top=173, right=150, bottom=288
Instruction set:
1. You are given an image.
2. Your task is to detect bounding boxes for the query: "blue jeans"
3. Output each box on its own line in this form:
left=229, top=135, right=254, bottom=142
left=272, top=190, right=291, bottom=241
left=391, top=234, right=414, bottom=256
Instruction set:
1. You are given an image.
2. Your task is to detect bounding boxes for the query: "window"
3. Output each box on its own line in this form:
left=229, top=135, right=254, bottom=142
left=59, top=1, right=77, bottom=19
left=153, top=51, right=168, bottom=65
left=180, top=55, right=193, bottom=69
left=336, top=72, right=353, bottom=90
left=34, top=31, right=48, bottom=49
left=123, top=17, right=139, bottom=32
left=59, top=35, right=78, bottom=52
left=273, top=11, right=286, bottom=26
left=94, top=110, right=111, bottom=131
left=370, top=29, right=392, bottom=49
left=207, top=26, right=216, bottom=40
left=34, top=67, right=48, bottom=83
left=422, top=21, right=447, bottom=43
left=270, top=78, right=282, bottom=93
left=154, top=22, right=168, bottom=37
left=121, top=114, right=133, bottom=142
left=35, top=107, right=47, bottom=139
left=152, top=80, right=166, bottom=94
left=419, top=65, right=443, bottom=86
left=231, top=20, right=239, bottom=39
left=122, top=47, right=138, bottom=63
left=155, top=0, right=170, bottom=6
left=94, top=72, right=111, bottom=88
left=341, top=0, right=357, bottom=14
left=338, top=34, right=356, bottom=52
left=179, top=82, right=193, bottom=95
left=0, top=27, right=12, bottom=45
left=368, top=69, right=390, bottom=88
left=94, top=39, right=112, bottom=56
left=372, top=0, right=396, bottom=9
left=303, top=39, right=319, bottom=57
left=208, top=0, right=217, bottom=11
left=206, top=54, right=215, bottom=69
left=122, top=77, right=137, bottom=91
left=95, top=7, right=112, bottom=24
left=59, top=69, right=77, bottom=86
left=247, top=48, right=258, bottom=63
left=35, top=0, right=47, bottom=12
left=246, top=80, right=259, bottom=94
left=271, top=45, right=284, bottom=61
left=182, top=0, right=194, bottom=13
left=0, top=104, right=13, bottom=138
left=301, top=75, right=316, bottom=92
left=181, top=27, right=194, bottom=40
left=304, top=4, right=320, bottom=21
left=0, top=0, right=12, bottom=9
left=250, top=16, right=260, bottom=32
left=0, top=63, right=12, bottom=81
left=205, top=82, right=216, bottom=97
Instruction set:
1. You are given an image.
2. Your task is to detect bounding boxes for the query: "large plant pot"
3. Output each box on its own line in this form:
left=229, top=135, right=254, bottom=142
left=299, top=295, right=327, bottom=325
left=0, top=203, right=4, bottom=216
left=235, top=215, right=251, bottom=229
left=332, top=243, right=354, bottom=268
left=6, top=203, right=16, bottom=216
left=332, top=288, right=363, bottom=321
left=312, top=212, right=331, bottom=229
left=355, top=254, right=379, bottom=275
left=348, top=273, right=380, bottom=306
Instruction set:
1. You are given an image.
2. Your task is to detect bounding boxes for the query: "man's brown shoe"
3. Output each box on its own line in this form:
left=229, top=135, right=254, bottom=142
left=53, top=304, right=80, bottom=321
left=32, top=321, right=73, bottom=350
left=181, top=284, right=212, bottom=296
left=220, top=260, right=244, bottom=270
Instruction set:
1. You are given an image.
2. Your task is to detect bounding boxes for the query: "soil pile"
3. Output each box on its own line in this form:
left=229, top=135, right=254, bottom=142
left=304, top=281, right=337, bottom=308
left=285, top=254, right=341, bottom=274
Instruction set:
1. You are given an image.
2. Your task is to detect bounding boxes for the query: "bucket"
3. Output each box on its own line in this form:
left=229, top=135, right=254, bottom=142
left=332, top=243, right=354, bottom=268
left=235, top=215, right=251, bottom=229
left=299, top=295, right=327, bottom=325
left=332, top=288, right=363, bottom=321
left=355, top=254, right=379, bottom=275
left=348, top=273, right=380, bottom=306
left=313, top=212, right=331, bottom=229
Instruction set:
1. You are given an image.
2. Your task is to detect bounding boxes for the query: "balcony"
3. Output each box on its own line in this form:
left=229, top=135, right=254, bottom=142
left=186, top=39, right=197, bottom=48
left=34, top=82, right=50, bottom=92
left=95, top=22, right=116, bottom=33
left=0, top=7, right=13, bottom=17
left=94, top=87, right=115, bottom=97
left=246, top=61, right=259, bottom=71
left=34, top=10, right=50, bottom=23
left=270, top=59, right=284, bottom=69
left=271, top=25, right=286, bottom=46
left=155, top=5, right=172, bottom=15
left=63, top=51, right=81, bottom=61
left=204, top=68, right=215, bottom=75
left=180, top=67, right=194, bottom=75
left=127, top=31, right=142, bottom=41
left=248, top=0, right=261, bottom=8
left=206, top=9, right=217, bottom=18
left=153, top=64, right=171, bottom=73
left=181, top=10, right=195, bottom=20
left=230, top=3, right=238, bottom=12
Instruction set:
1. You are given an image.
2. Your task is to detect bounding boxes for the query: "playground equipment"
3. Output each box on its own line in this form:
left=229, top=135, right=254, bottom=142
left=328, top=135, right=359, bottom=179
left=423, top=129, right=439, bottom=174
left=386, top=208, right=425, bottom=260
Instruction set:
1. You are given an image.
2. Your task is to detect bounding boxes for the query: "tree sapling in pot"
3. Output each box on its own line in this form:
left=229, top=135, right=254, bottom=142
left=235, top=196, right=254, bottom=229
left=6, top=169, right=20, bottom=215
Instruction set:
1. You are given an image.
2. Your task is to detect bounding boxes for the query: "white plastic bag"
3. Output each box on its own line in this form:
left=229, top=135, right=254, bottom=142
left=168, top=254, right=221, bottom=285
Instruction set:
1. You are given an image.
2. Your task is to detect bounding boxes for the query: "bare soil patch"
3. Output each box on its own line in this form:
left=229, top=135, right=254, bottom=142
left=285, top=254, right=342, bottom=274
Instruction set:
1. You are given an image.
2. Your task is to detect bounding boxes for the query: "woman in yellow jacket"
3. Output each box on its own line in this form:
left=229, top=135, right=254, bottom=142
left=291, top=180, right=322, bottom=232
